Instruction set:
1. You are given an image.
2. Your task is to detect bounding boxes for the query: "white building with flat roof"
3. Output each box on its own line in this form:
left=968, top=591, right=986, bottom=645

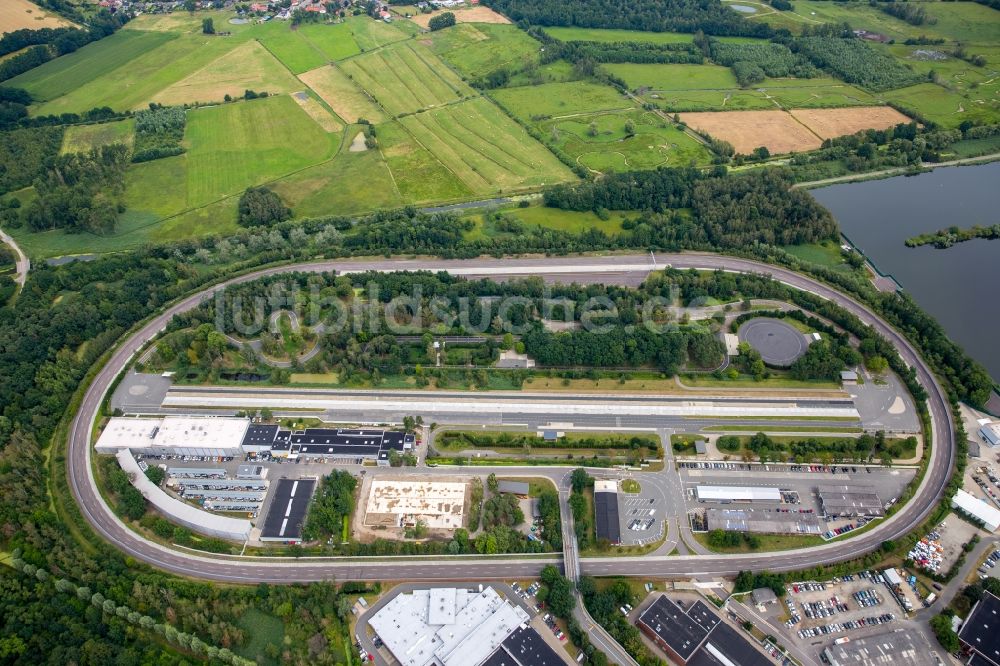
left=96, top=416, right=249, bottom=457
left=696, top=485, right=781, bottom=503
left=368, top=586, right=529, bottom=666
left=953, top=489, right=1000, bottom=532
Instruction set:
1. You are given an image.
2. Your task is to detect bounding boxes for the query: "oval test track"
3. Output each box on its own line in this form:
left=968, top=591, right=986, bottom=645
left=67, top=253, right=954, bottom=583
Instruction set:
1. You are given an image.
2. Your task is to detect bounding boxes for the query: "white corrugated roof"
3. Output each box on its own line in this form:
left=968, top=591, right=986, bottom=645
left=697, top=486, right=781, bottom=502
left=953, top=489, right=1000, bottom=530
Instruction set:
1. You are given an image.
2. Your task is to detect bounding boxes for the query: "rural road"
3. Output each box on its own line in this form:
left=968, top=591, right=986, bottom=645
left=67, top=253, right=955, bottom=585
left=0, top=227, right=29, bottom=291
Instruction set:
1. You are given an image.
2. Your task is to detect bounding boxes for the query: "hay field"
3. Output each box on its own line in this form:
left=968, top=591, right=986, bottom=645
left=298, top=64, right=386, bottom=123
left=680, top=110, right=823, bottom=154
left=152, top=40, right=301, bottom=106
left=790, top=106, right=911, bottom=139
left=61, top=119, right=135, bottom=154
left=290, top=92, right=343, bottom=133
left=338, top=41, right=472, bottom=116
left=0, top=0, right=75, bottom=32
left=408, top=6, right=511, bottom=28
left=398, top=97, right=575, bottom=194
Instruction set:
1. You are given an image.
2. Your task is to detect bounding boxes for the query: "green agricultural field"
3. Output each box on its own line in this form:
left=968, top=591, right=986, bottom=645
left=32, top=32, right=248, bottom=114
left=270, top=143, right=404, bottom=217
left=61, top=119, right=135, bottom=154
left=399, top=97, right=575, bottom=194
left=604, top=63, right=739, bottom=91
left=492, top=80, right=633, bottom=119
left=346, top=15, right=410, bottom=51
left=429, top=23, right=541, bottom=79
left=377, top=121, right=473, bottom=203
left=649, top=88, right=774, bottom=112
left=761, top=78, right=877, bottom=108
left=255, top=21, right=329, bottom=74
left=542, top=26, right=693, bottom=44
left=297, top=22, right=362, bottom=61
left=9, top=30, right=177, bottom=102
left=546, top=109, right=712, bottom=171
left=183, top=95, right=338, bottom=207
left=467, top=205, right=630, bottom=237
left=881, top=82, right=999, bottom=128
left=339, top=41, right=473, bottom=116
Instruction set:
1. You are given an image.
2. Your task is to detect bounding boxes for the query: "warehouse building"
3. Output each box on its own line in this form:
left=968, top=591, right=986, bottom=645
left=482, top=625, right=564, bottom=666
left=259, top=478, right=316, bottom=543
left=695, top=486, right=781, bottom=503
left=368, top=586, right=532, bottom=666
left=822, top=628, right=938, bottom=666
left=818, top=485, right=884, bottom=518
left=257, top=427, right=414, bottom=464
left=959, top=591, right=1000, bottom=665
left=96, top=416, right=249, bottom=457
left=952, top=489, right=1000, bottom=532
left=594, top=479, right=621, bottom=545
left=637, top=596, right=771, bottom=666
left=705, top=508, right=823, bottom=535
left=115, top=450, right=251, bottom=541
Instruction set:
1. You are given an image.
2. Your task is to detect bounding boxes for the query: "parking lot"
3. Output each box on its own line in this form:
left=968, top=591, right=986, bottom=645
left=612, top=480, right=666, bottom=546
left=785, top=574, right=898, bottom=641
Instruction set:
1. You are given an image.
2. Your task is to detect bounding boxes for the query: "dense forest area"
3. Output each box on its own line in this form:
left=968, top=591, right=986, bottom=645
left=485, top=0, right=772, bottom=37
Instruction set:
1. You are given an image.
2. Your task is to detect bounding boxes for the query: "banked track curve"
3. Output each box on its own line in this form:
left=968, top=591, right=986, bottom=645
left=67, top=253, right=955, bottom=582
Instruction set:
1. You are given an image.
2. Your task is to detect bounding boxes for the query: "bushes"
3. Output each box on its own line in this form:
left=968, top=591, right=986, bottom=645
left=237, top=186, right=292, bottom=227
left=428, top=11, right=456, bottom=30
left=710, top=41, right=817, bottom=82
left=302, top=470, right=356, bottom=540
left=132, top=105, right=187, bottom=163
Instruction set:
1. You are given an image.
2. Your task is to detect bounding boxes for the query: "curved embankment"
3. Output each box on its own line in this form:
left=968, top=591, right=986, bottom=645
left=68, top=253, right=954, bottom=582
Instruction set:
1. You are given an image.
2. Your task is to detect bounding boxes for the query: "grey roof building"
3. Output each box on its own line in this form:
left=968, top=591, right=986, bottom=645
left=497, top=480, right=530, bottom=496
left=822, top=628, right=939, bottom=666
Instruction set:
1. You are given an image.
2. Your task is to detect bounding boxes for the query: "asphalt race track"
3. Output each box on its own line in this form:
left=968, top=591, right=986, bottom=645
left=67, top=253, right=955, bottom=584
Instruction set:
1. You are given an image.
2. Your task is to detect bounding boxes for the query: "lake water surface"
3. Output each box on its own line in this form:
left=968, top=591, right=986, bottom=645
left=810, top=162, right=1000, bottom=382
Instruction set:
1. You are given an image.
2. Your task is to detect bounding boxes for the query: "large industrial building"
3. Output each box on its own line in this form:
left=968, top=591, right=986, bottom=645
left=695, top=486, right=781, bottom=503
left=817, top=485, right=884, bottom=518
left=705, top=508, right=822, bottom=535
left=96, top=417, right=414, bottom=465
left=952, top=489, right=1000, bottom=532
left=959, top=591, right=1000, bottom=665
left=594, top=479, right=621, bottom=545
left=96, top=416, right=250, bottom=457
left=364, top=480, right=466, bottom=529
left=821, top=628, right=938, bottom=666
left=367, top=586, right=557, bottom=666
left=636, top=595, right=771, bottom=666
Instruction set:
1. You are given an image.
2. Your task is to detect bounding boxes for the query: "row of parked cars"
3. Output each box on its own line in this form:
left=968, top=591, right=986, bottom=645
left=541, top=614, right=568, bottom=642
left=978, top=548, right=1000, bottom=577
left=797, top=613, right=895, bottom=639
left=854, top=588, right=883, bottom=608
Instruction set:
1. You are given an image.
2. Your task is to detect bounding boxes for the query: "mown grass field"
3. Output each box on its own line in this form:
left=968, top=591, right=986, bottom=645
left=492, top=80, right=632, bottom=119
left=182, top=95, right=338, bottom=206
left=339, top=41, right=473, bottom=116
left=377, top=121, right=473, bottom=203
left=255, top=20, right=331, bottom=74
left=399, top=97, right=575, bottom=194
left=61, top=119, right=135, bottom=154
left=606, top=63, right=739, bottom=90
left=269, top=142, right=403, bottom=217
left=881, top=82, right=996, bottom=128
left=9, top=30, right=178, bottom=102
left=428, top=23, right=541, bottom=79
left=464, top=205, right=628, bottom=240
left=298, top=64, right=386, bottom=123
left=33, top=32, right=246, bottom=114
left=542, top=26, right=693, bottom=44
left=152, top=40, right=301, bottom=106
left=0, top=0, right=76, bottom=32
left=546, top=109, right=712, bottom=171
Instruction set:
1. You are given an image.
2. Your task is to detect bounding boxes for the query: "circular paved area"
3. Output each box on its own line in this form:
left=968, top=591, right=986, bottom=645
left=738, top=317, right=808, bottom=366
